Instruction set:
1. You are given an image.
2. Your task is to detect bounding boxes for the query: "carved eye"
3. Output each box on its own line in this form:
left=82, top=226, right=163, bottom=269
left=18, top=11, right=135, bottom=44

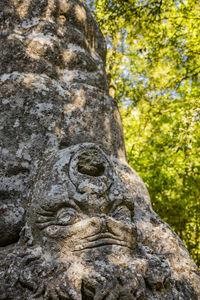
left=112, top=206, right=132, bottom=222
left=56, top=207, right=77, bottom=225
left=77, top=151, right=105, bottom=177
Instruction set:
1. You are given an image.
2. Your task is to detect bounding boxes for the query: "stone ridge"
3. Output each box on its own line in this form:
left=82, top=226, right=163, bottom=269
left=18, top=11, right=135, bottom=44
left=0, top=0, right=107, bottom=89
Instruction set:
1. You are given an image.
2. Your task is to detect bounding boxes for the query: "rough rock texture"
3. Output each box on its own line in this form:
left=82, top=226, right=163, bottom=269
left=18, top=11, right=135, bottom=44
left=0, top=0, right=200, bottom=299
left=0, top=0, right=125, bottom=247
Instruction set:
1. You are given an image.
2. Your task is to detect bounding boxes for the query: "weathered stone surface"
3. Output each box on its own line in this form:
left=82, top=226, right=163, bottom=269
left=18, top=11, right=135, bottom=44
left=0, top=0, right=200, bottom=299
left=0, top=0, right=125, bottom=246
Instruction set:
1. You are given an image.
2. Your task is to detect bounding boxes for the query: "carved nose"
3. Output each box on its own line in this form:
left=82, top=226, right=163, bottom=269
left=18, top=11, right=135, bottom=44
left=100, top=215, right=108, bottom=232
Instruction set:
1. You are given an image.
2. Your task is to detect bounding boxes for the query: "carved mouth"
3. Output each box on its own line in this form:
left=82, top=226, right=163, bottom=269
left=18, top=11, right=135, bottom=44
left=73, top=233, right=132, bottom=251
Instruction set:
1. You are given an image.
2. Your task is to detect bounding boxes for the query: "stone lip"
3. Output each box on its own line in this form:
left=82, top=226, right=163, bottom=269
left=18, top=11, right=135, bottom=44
left=73, top=236, right=133, bottom=251
left=0, top=240, right=199, bottom=299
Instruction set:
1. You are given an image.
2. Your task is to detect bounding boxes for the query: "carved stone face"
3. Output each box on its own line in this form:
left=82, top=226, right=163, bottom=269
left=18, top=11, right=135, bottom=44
left=2, top=144, right=176, bottom=299
left=27, top=143, right=137, bottom=260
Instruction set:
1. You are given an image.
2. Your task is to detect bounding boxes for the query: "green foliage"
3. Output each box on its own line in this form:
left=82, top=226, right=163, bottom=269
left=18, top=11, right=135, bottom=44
left=88, top=0, right=200, bottom=266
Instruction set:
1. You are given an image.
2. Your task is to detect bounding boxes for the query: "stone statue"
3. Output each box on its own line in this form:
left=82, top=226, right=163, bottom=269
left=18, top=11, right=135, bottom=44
left=0, top=0, right=199, bottom=299
left=0, top=144, right=183, bottom=299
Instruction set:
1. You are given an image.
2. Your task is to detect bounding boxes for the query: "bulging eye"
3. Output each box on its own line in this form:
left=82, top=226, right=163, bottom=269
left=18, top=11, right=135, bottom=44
left=56, top=207, right=77, bottom=225
left=112, top=205, right=132, bottom=222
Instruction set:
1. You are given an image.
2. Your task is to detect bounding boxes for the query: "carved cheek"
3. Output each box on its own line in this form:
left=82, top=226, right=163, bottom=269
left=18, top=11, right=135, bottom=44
left=64, top=217, right=103, bottom=245
left=43, top=217, right=102, bottom=242
left=44, top=225, right=62, bottom=238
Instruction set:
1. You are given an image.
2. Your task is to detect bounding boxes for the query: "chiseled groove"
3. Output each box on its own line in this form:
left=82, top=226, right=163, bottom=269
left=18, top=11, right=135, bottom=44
left=73, top=238, right=131, bottom=252
left=82, top=232, right=122, bottom=242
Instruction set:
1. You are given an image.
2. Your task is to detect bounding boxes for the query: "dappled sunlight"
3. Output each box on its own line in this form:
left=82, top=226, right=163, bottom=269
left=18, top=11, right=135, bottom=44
left=26, top=37, right=52, bottom=60
left=75, top=4, right=87, bottom=23
left=13, top=0, right=31, bottom=19
left=55, top=126, right=65, bottom=137
left=2, top=0, right=106, bottom=86
left=59, top=0, right=72, bottom=14
left=62, top=50, right=77, bottom=64
left=45, top=0, right=56, bottom=20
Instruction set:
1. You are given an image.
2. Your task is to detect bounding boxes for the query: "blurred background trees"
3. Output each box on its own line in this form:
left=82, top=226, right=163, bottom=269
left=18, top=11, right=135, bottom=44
left=87, top=0, right=200, bottom=266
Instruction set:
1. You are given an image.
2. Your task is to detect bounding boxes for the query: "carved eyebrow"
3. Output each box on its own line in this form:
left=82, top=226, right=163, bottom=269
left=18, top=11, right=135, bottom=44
left=36, top=207, right=55, bottom=216
left=109, top=198, right=134, bottom=216
left=37, top=199, right=81, bottom=216
left=36, top=203, right=79, bottom=229
left=36, top=220, right=55, bottom=229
